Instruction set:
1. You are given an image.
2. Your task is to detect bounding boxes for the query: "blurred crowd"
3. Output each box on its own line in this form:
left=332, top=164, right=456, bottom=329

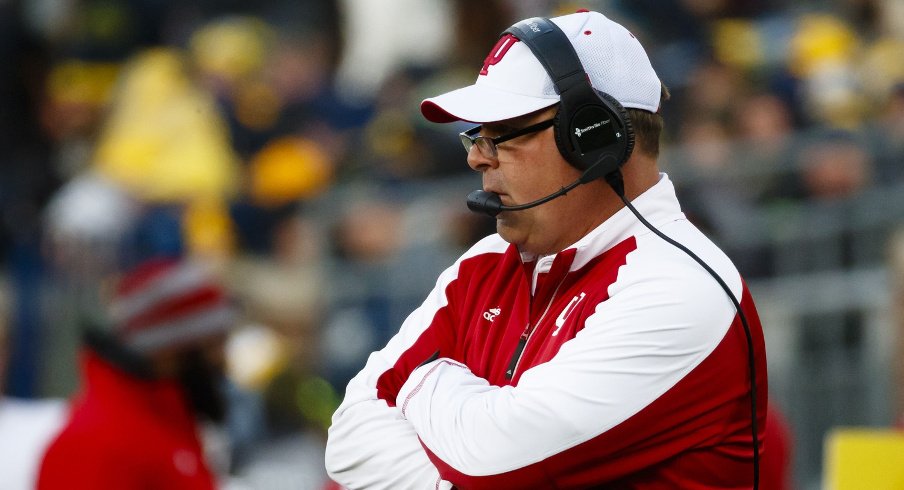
left=1, top=0, right=903, bottom=488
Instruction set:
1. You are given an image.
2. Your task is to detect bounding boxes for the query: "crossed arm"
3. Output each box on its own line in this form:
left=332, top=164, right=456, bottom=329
left=325, top=261, right=740, bottom=489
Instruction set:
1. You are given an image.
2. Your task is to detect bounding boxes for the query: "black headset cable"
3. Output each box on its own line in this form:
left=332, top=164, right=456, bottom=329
left=607, top=171, right=760, bottom=489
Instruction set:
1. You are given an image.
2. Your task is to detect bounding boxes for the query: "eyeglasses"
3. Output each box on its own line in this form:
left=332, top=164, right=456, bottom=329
left=460, top=118, right=555, bottom=159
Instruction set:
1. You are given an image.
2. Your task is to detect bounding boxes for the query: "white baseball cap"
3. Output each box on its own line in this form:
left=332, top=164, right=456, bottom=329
left=421, top=10, right=662, bottom=124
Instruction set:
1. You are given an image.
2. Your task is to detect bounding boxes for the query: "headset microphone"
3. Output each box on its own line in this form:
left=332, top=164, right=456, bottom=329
left=466, top=182, right=579, bottom=217
left=466, top=156, right=617, bottom=217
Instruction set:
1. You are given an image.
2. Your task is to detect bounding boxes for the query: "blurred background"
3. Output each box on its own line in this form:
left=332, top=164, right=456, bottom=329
left=1, top=0, right=903, bottom=488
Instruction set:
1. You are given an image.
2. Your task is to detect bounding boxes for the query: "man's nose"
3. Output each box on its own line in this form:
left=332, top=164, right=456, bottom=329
left=467, top=145, right=498, bottom=172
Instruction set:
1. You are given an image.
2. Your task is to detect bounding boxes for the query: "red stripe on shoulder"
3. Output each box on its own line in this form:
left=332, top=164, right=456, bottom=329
left=375, top=250, right=505, bottom=405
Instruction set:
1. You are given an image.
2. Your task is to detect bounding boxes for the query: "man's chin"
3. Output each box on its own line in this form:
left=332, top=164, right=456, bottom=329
left=496, top=219, right=522, bottom=245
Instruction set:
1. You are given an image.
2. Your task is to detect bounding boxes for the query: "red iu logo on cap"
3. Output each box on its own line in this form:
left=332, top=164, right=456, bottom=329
left=480, top=34, right=519, bottom=76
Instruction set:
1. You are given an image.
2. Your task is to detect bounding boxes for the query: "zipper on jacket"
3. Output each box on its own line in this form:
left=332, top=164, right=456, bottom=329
left=505, top=326, right=530, bottom=379
left=505, top=281, right=565, bottom=380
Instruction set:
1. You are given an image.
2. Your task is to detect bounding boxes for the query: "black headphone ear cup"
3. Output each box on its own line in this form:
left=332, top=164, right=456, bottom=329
left=554, top=89, right=635, bottom=175
left=594, top=90, right=635, bottom=166
left=552, top=106, right=583, bottom=169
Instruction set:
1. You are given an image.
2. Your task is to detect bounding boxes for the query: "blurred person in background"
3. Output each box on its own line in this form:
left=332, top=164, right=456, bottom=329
left=326, top=9, right=768, bottom=489
left=0, top=281, right=67, bottom=490
left=870, top=83, right=904, bottom=183
left=784, top=129, right=874, bottom=202
left=37, top=257, right=237, bottom=489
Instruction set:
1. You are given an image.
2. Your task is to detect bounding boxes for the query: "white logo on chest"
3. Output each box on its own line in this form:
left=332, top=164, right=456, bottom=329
left=483, top=307, right=501, bottom=322
left=553, top=292, right=586, bottom=336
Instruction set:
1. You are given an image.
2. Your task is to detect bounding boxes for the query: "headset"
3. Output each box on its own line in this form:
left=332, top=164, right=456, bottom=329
left=466, top=16, right=761, bottom=488
left=466, top=17, right=635, bottom=215
left=507, top=18, right=634, bottom=185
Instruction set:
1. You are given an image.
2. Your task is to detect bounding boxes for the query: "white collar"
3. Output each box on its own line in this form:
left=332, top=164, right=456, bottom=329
left=521, top=173, right=685, bottom=273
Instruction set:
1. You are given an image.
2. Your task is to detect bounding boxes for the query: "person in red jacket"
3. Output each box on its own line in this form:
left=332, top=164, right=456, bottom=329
left=326, top=10, right=771, bottom=490
left=38, top=257, right=237, bottom=489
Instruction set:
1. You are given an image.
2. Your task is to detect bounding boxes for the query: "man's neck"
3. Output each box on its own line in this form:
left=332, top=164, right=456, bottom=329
left=620, top=154, right=660, bottom=202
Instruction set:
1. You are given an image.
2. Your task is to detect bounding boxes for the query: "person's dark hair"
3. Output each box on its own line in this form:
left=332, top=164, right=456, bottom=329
left=83, top=326, right=155, bottom=380
left=626, top=83, right=670, bottom=158
left=178, top=347, right=228, bottom=424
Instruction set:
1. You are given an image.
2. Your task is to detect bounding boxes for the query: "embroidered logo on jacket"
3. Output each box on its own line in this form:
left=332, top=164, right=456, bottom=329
left=553, top=292, right=586, bottom=336
left=483, top=307, right=501, bottom=323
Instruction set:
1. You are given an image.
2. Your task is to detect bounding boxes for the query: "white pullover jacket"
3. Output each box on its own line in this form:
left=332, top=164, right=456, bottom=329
left=326, top=175, right=768, bottom=489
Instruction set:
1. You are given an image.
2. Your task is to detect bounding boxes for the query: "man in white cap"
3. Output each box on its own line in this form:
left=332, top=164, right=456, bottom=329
left=326, top=9, right=768, bottom=489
